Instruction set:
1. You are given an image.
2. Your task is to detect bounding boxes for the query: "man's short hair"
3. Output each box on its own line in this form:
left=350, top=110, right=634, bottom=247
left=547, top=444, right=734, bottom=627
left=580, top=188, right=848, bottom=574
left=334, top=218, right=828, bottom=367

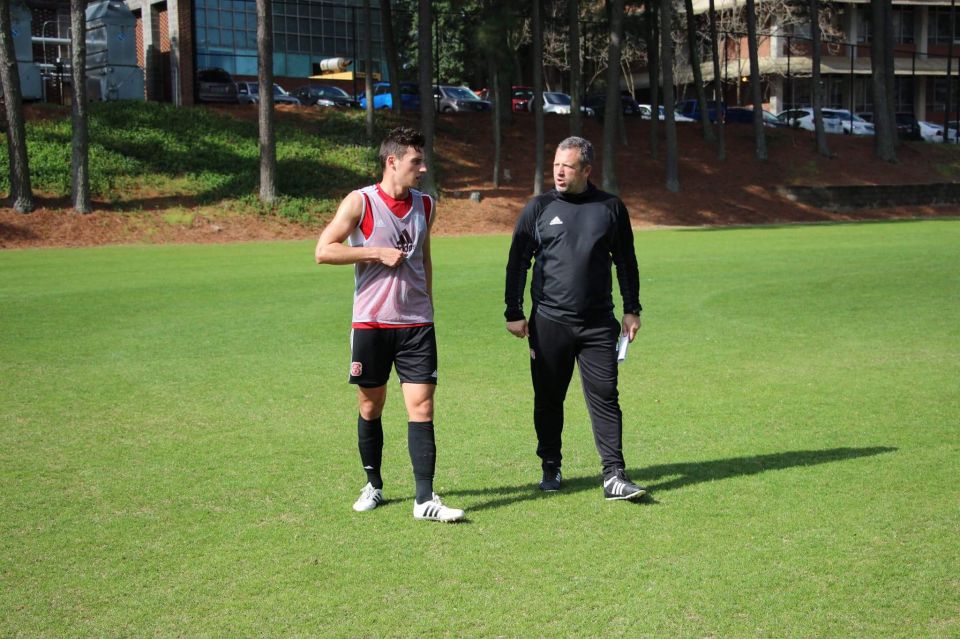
left=379, top=127, right=425, bottom=169
left=557, top=136, right=594, bottom=167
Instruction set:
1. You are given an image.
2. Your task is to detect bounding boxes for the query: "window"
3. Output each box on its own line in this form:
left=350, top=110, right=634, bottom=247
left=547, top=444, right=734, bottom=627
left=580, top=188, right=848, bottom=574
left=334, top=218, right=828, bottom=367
left=857, top=7, right=913, bottom=44
left=893, top=7, right=914, bottom=44
left=194, top=0, right=385, bottom=80
left=930, top=8, right=960, bottom=45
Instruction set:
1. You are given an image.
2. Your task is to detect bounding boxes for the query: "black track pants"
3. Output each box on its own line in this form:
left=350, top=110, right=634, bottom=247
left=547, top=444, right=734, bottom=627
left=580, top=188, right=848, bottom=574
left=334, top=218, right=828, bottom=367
left=528, top=313, right=626, bottom=476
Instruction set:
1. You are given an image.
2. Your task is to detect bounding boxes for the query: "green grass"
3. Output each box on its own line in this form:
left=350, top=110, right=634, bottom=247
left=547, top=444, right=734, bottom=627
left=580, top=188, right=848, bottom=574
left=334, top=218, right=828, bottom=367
left=1, top=221, right=958, bottom=637
left=0, top=102, right=391, bottom=222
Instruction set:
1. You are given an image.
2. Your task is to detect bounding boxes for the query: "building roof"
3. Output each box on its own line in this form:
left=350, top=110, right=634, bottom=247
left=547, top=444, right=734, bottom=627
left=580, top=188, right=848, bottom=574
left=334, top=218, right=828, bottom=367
left=691, top=0, right=959, bottom=14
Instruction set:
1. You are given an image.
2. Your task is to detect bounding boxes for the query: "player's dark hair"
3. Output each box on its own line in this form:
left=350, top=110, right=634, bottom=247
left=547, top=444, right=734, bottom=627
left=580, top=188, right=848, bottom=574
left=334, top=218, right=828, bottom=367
left=379, top=127, right=425, bottom=169
left=557, top=136, right=594, bottom=167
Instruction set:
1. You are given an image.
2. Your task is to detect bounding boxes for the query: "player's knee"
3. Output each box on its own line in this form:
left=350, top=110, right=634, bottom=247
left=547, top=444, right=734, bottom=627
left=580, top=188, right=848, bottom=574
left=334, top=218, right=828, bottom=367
left=358, top=396, right=386, bottom=419
left=408, top=398, right=434, bottom=422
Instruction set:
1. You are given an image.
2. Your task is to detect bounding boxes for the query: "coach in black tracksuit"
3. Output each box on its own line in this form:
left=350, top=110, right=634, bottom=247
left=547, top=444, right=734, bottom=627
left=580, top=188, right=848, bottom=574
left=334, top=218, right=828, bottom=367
left=504, top=136, right=647, bottom=501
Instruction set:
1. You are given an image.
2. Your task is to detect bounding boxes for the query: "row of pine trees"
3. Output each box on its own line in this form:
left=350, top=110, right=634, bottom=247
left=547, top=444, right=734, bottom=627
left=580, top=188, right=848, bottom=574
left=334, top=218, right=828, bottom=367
left=0, top=0, right=907, bottom=214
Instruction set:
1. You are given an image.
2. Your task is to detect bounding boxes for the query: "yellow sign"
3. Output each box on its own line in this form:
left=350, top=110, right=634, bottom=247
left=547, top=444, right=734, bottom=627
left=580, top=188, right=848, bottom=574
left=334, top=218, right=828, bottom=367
left=307, top=71, right=381, bottom=81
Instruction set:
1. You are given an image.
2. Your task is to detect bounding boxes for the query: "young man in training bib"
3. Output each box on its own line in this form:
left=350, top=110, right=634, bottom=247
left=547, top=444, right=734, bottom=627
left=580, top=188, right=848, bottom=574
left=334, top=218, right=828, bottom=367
left=315, top=127, right=464, bottom=522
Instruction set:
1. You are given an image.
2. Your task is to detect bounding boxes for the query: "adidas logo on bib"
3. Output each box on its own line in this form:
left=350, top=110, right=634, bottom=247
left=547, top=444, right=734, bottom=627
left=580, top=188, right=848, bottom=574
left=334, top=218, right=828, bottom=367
left=549, top=216, right=563, bottom=225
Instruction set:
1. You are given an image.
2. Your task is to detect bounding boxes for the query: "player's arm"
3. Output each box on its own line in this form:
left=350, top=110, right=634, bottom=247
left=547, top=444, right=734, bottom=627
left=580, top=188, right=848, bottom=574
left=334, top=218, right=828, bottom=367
left=611, top=199, right=642, bottom=341
left=504, top=199, right=539, bottom=338
left=315, top=191, right=404, bottom=267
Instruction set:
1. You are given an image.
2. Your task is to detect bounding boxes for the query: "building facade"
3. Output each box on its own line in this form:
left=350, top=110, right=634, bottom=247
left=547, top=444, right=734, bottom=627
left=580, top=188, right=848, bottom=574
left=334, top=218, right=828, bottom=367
left=22, top=0, right=386, bottom=105
left=663, top=0, right=960, bottom=120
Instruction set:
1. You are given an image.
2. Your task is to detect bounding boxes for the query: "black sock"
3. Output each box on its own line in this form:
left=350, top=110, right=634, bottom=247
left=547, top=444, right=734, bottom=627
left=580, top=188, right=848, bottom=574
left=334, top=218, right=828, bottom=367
left=407, top=421, right=436, bottom=503
left=357, top=415, right=384, bottom=489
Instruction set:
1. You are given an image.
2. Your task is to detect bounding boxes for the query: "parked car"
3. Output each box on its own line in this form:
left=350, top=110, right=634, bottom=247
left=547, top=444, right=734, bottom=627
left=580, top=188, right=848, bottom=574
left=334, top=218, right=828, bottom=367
left=638, top=104, right=694, bottom=122
left=293, top=84, right=357, bottom=108
left=528, top=91, right=595, bottom=116
left=197, top=67, right=238, bottom=103
left=823, top=108, right=874, bottom=135
left=511, top=86, right=534, bottom=113
left=724, top=106, right=787, bottom=128
left=916, top=119, right=956, bottom=142
left=583, top=92, right=641, bottom=118
left=360, top=82, right=420, bottom=110
left=890, top=112, right=923, bottom=140
left=776, top=107, right=844, bottom=134
left=675, top=99, right=724, bottom=123
left=433, top=85, right=491, bottom=113
left=236, top=82, right=301, bottom=106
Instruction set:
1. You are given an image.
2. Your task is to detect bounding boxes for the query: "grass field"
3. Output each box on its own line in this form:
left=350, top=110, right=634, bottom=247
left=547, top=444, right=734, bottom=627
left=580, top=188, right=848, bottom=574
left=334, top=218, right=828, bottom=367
left=1, top=220, right=958, bottom=637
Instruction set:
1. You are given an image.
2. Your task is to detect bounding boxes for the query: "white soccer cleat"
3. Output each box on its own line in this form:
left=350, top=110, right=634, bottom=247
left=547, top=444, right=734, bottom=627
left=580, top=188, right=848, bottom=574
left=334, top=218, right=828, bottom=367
left=412, top=493, right=464, bottom=522
left=352, top=482, right=383, bottom=512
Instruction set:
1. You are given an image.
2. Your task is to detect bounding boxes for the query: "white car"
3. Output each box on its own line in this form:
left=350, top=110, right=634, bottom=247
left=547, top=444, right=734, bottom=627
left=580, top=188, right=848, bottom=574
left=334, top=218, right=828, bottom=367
left=918, top=120, right=955, bottom=143
left=637, top=104, right=694, bottom=122
left=534, top=92, right=595, bottom=117
left=823, top=108, right=875, bottom=135
left=776, top=108, right=844, bottom=134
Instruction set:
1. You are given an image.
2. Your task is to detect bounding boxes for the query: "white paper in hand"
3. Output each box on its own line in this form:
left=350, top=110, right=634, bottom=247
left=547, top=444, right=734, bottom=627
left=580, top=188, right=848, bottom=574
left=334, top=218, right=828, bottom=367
left=616, top=334, right=629, bottom=362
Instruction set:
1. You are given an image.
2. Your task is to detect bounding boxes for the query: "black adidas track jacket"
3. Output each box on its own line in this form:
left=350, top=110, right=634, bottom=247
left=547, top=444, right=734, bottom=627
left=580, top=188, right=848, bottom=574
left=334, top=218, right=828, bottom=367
left=504, top=182, right=641, bottom=325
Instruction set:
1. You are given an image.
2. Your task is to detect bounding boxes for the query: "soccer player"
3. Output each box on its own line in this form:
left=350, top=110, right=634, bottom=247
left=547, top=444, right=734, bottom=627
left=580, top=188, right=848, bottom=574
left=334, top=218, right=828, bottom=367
left=315, top=127, right=464, bottom=522
left=503, top=136, right=647, bottom=501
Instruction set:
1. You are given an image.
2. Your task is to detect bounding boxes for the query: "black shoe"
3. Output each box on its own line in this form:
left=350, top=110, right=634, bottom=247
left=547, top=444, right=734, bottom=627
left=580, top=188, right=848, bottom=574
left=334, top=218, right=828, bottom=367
left=539, top=468, right=562, bottom=492
left=603, top=469, right=646, bottom=501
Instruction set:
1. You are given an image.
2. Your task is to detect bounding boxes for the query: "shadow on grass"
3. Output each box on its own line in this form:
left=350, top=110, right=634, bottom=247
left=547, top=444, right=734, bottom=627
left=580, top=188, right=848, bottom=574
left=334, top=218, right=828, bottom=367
left=676, top=217, right=960, bottom=232
left=448, top=446, right=896, bottom=514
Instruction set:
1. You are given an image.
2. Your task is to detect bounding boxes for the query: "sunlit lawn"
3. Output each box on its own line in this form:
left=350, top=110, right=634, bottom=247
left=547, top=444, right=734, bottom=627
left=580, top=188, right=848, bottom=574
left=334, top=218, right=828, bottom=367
left=1, top=220, right=957, bottom=637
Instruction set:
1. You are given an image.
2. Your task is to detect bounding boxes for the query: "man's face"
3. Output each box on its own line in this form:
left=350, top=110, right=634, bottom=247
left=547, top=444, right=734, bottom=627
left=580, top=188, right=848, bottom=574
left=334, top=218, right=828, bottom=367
left=390, top=146, right=427, bottom=188
left=553, top=147, right=591, bottom=194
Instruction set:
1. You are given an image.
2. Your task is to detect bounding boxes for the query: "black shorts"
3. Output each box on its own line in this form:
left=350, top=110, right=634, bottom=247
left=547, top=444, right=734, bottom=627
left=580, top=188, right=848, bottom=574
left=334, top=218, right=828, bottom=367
left=349, top=325, right=438, bottom=387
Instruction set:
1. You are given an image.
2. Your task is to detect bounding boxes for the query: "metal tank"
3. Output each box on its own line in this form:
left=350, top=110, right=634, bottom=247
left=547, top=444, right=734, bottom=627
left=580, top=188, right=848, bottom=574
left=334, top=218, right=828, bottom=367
left=84, top=0, right=144, bottom=100
left=5, top=0, right=42, bottom=101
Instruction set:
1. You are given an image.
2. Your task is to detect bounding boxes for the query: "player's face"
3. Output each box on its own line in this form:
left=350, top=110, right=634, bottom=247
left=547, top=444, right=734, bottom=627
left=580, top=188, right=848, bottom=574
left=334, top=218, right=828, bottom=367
left=391, top=146, right=427, bottom=188
left=553, top=147, right=591, bottom=194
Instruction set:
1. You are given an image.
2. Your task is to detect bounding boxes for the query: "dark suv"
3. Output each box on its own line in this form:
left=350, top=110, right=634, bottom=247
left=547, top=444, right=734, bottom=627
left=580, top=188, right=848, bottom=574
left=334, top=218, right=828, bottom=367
left=675, top=99, right=724, bottom=123
left=293, top=84, right=357, bottom=108
left=196, top=67, right=238, bottom=103
left=433, top=85, right=491, bottom=113
left=583, top=92, right=640, bottom=118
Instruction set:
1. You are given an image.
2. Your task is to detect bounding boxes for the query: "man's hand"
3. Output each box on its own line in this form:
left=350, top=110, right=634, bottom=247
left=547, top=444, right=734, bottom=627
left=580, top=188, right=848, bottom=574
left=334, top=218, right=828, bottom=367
left=506, top=319, right=529, bottom=338
left=622, top=313, right=641, bottom=342
left=378, top=247, right=406, bottom=267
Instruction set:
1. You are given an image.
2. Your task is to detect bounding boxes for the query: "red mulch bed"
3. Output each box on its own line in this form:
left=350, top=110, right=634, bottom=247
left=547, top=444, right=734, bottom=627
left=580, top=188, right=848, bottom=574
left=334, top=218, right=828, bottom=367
left=2, top=107, right=958, bottom=249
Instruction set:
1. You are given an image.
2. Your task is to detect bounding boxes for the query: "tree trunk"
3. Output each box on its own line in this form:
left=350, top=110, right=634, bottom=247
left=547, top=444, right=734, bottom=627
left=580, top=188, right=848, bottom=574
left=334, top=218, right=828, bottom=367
left=708, top=0, right=725, bottom=160
left=870, top=0, right=896, bottom=162
left=256, top=0, right=277, bottom=204
left=70, top=0, right=91, bottom=213
left=944, top=0, right=955, bottom=144
left=418, top=0, right=437, bottom=196
left=0, top=0, right=33, bottom=213
left=660, top=0, right=679, bottom=192
left=363, top=0, right=374, bottom=140
left=602, top=0, right=624, bottom=194
left=379, top=0, right=402, bottom=115
left=684, top=0, right=715, bottom=142
left=568, top=0, right=582, bottom=137
left=810, top=0, right=830, bottom=157
left=532, top=0, right=545, bottom=195
left=491, top=57, right=502, bottom=188
left=647, top=0, right=660, bottom=159
left=881, top=0, right=897, bottom=151
left=745, top=0, right=767, bottom=160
